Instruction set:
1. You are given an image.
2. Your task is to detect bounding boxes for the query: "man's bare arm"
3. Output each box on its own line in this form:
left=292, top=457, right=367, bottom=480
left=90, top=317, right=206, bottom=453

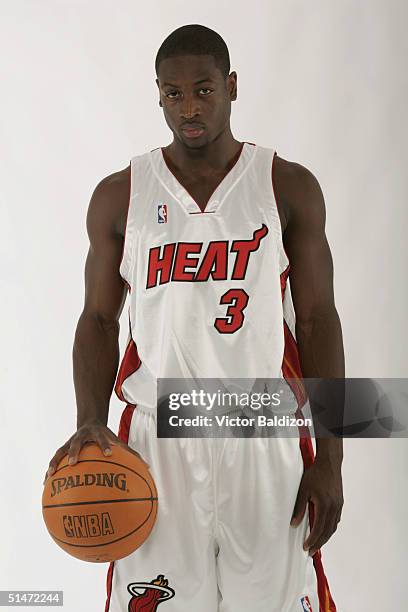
left=274, top=156, right=344, bottom=555
left=74, top=170, right=129, bottom=429
left=44, top=167, right=149, bottom=482
left=274, top=156, right=345, bottom=444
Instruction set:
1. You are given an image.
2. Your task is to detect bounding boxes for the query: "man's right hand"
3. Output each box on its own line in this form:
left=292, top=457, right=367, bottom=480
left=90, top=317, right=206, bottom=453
left=43, top=418, right=150, bottom=486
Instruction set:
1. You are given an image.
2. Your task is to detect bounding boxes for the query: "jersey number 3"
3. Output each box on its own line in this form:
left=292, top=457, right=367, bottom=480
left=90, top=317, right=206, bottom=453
left=214, top=288, right=249, bottom=334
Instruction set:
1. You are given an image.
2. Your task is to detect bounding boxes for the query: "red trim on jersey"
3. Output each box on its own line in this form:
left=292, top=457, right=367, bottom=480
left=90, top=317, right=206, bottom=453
left=271, top=151, right=291, bottom=266
left=189, top=210, right=217, bottom=214
left=104, top=561, right=114, bottom=612
left=280, top=264, right=290, bottom=299
left=117, top=403, right=136, bottom=442
left=281, top=274, right=337, bottom=611
left=282, top=320, right=308, bottom=409
left=104, top=403, right=136, bottom=611
left=114, top=338, right=142, bottom=402
left=118, top=162, right=133, bottom=293
left=280, top=266, right=307, bottom=409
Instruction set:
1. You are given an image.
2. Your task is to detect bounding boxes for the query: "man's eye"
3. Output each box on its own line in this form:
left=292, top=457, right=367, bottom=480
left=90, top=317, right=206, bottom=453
left=165, top=89, right=212, bottom=99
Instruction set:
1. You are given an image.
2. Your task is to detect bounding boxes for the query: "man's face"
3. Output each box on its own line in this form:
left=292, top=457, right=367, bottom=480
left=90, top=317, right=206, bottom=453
left=156, top=54, right=237, bottom=149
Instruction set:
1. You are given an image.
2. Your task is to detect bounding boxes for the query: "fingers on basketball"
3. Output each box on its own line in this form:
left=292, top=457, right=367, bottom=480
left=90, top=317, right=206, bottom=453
left=92, top=429, right=113, bottom=457
left=68, top=435, right=89, bottom=465
left=43, top=433, right=150, bottom=486
left=44, top=442, right=70, bottom=484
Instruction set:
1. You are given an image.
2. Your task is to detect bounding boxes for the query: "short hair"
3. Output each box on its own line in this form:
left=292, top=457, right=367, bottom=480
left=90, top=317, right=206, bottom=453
left=155, top=24, right=230, bottom=79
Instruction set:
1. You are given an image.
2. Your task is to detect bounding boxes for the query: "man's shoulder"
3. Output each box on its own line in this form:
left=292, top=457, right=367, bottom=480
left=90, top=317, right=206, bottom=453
left=274, top=154, right=321, bottom=197
left=95, top=165, right=131, bottom=202
left=273, top=154, right=324, bottom=230
left=88, top=165, right=131, bottom=237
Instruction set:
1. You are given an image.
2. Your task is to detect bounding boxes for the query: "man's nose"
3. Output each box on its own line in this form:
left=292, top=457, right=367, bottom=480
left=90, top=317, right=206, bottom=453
left=179, top=93, right=201, bottom=118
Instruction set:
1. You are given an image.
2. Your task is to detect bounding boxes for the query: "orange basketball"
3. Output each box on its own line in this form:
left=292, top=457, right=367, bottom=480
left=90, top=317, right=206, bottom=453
left=42, top=442, right=158, bottom=562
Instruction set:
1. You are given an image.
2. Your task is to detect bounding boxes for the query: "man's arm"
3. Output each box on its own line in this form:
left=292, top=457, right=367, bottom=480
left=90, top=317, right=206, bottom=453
left=45, top=167, right=149, bottom=482
left=73, top=169, right=129, bottom=430
left=273, top=155, right=344, bottom=555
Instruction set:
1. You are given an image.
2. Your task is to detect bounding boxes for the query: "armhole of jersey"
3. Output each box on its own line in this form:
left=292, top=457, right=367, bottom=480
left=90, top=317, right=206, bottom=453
left=119, top=158, right=135, bottom=292
left=271, top=150, right=291, bottom=273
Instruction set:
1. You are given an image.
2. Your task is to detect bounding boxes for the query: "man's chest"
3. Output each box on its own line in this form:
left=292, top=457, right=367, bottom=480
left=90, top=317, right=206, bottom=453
left=172, top=173, right=229, bottom=212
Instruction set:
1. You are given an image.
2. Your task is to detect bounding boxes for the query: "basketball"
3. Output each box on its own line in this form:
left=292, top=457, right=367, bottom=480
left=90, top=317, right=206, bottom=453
left=42, top=442, right=158, bottom=563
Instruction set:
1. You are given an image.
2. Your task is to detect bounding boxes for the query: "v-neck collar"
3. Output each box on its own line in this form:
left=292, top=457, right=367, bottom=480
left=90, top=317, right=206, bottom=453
left=149, top=141, right=256, bottom=215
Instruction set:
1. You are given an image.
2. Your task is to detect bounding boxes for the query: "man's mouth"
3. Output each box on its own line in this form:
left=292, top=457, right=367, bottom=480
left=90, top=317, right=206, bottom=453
left=181, top=124, right=205, bottom=138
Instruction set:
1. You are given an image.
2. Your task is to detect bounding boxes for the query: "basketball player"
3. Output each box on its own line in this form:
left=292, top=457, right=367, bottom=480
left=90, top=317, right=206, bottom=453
left=44, top=24, right=344, bottom=611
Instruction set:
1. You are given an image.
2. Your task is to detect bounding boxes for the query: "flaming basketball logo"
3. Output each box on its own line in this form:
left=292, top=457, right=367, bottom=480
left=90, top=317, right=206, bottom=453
left=127, top=574, right=175, bottom=610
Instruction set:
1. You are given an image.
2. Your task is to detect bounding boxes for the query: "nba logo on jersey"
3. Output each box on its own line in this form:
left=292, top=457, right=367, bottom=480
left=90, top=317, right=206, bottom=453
left=300, top=595, right=313, bottom=611
left=158, top=203, right=168, bottom=223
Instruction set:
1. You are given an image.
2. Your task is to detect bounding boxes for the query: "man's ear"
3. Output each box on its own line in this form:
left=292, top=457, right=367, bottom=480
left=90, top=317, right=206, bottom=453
left=156, top=78, right=162, bottom=107
left=228, top=71, right=238, bottom=102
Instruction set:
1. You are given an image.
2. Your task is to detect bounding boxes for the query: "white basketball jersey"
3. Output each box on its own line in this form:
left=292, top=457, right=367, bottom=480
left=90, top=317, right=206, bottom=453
left=105, top=143, right=335, bottom=612
left=115, top=142, right=306, bottom=412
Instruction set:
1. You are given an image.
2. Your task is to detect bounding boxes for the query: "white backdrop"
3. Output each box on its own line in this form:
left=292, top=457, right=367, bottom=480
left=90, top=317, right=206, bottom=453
left=1, top=2, right=407, bottom=611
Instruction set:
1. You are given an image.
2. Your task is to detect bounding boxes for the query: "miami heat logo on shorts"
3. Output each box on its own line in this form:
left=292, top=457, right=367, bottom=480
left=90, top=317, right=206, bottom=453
left=127, top=574, right=175, bottom=610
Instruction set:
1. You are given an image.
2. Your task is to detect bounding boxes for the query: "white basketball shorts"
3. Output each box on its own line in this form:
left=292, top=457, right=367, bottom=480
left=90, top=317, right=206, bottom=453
left=104, top=404, right=336, bottom=612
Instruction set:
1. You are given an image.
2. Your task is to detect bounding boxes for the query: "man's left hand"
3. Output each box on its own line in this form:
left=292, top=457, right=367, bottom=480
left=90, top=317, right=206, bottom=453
left=290, top=456, right=344, bottom=556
